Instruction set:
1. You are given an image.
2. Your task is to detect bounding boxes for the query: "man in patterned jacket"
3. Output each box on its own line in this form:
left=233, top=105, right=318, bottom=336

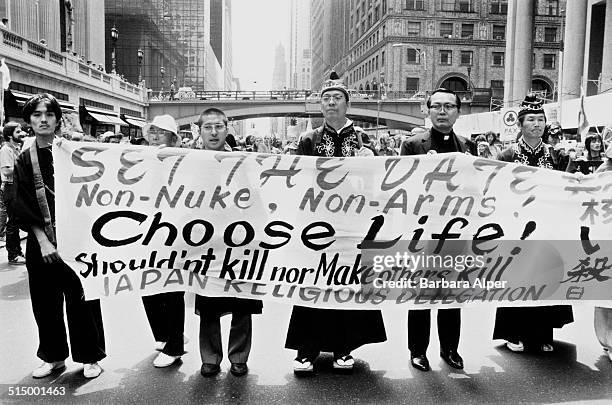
left=285, top=72, right=385, bottom=375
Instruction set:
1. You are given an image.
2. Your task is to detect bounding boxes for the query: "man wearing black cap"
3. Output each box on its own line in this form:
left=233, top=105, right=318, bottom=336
left=493, top=95, right=573, bottom=353
left=285, top=71, right=385, bottom=375
left=401, top=88, right=475, bottom=372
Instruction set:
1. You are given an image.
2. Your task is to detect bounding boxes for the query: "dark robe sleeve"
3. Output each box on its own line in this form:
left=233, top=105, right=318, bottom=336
left=13, top=151, right=45, bottom=233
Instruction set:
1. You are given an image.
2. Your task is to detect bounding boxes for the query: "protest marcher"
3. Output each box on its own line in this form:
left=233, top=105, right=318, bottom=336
left=140, top=114, right=186, bottom=368
left=286, top=72, right=385, bottom=375
left=377, top=135, right=398, bottom=156
left=494, top=94, right=573, bottom=353
left=400, top=88, right=474, bottom=372
left=542, top=123, right=568, bottom=170
left=14, top=94, right=105, bottom=378
left=195, top=107, right=263, bottom=378
left=1, top=122, right=27, bottom=264
left=566, top=133, right=605, bottom=174
left=475, top=135, right=494, bottom=159
left=594, top=142, right=612, bottom=362
left=484, top=131, right=502, bottom=159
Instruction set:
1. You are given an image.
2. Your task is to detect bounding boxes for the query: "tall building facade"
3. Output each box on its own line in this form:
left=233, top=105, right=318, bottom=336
left=289, top=0, right=311, bottom=90
left=272, top=43, right=287, bottom=90
left=323, top=0, right=564, bottom=109
left=310, top=0, right=350, bottom=90
left=105, top=0, right=233, bottom=92
left=0, top=0, right=104, bottom=66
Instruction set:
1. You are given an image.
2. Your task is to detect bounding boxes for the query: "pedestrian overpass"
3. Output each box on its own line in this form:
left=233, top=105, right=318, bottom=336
left=148, top=94, right=427, bottom=130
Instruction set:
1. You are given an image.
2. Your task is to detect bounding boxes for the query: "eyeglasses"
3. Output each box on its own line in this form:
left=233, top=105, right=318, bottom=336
left=429, top=103, right=458, bottom=112
left=321, top=94, right=345, bottom=103
left=201, top=124, right=226, bottom=132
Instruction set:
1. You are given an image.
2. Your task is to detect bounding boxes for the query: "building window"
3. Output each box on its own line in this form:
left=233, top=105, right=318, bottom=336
left=460, top=50, right=473, bottom=65
left=406, top=77, right=419, bottom=91
left=375, top=6, right=379, bottom=20
left=461, top=23, right=474, bottom=38
left=544, top=27, right=557, bottom=42
left=405, top=0, right=424, bottom=10
left=491, top=80, right=504, bottom=88
left=407, top=48, right=421, bottom=63
left=439, top=50, right=452, bottom=65
left=382, top=0, right=387, bottom=14
left=492, top=52, right=504, bottom=66
left=408, top=21, right=421, bottom=36
left=438, top=0, right=455, bottom=11
left=490, top=0, right=507, bottom=14
left=543, top=54, right=556, bottom=69
left=492, top=25, right=505, bottom=40
left=545, top=0, right=559, bottom=16
left=382, top=50, right=385, bottom=66
left=457, top=0, right=473, bottom=12
left=440, top=22, right=453, bottom=37
left=376, top=55, right=379, bottom=70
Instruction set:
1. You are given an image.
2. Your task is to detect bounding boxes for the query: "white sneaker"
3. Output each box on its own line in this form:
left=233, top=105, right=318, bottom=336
left=153, top=352, right=180, bottom=368
left=506, top=341, right=525, bottom=352
left=333, top=355, right=355, bottom=370
left=541, top=343, right=554, bottom=352
left=83, top=363, right=102, bottom=378
left=293, top=357, right=313, bottom=374
left=32, top=361, right=65, bottom=378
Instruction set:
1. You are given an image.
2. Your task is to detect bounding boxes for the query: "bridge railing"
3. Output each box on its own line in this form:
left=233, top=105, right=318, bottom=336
left=152, top=88, right=474, bottom=102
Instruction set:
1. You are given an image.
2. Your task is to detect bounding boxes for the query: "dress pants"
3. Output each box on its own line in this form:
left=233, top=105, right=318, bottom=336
left=142, top=292, right=185, bottom=356
left=408, top=308, right=461, bottom=355
left=25, top=236, right=106, bottom=364
left=199, top=312, right=252, bottom=365
left=3, top=183, right=23, bottom=260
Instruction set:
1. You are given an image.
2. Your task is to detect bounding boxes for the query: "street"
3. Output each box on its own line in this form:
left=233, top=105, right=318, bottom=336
left=0, top=248, right=611, bottom=405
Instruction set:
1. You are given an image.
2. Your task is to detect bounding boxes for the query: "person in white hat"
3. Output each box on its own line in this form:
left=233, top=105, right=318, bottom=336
left=141, top=114, right=186, bottom=368
left=143, top=114, right=181, bottom=147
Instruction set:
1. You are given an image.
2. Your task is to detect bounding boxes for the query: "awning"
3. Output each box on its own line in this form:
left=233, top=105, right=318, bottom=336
left=8, top=90, right=76, bottom=111
left=81, top=106, right=126, bottom=126
left=88, top=112, right=126, bottom=126
left=122, top=116, right=146, bottom=128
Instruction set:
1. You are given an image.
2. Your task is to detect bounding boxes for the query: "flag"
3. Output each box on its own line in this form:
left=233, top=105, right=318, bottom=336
left=577, top=86, right=589, bottom=141
left=0, top=58, right=10, bottom=90
left=0, top=58, right=9, bottom=124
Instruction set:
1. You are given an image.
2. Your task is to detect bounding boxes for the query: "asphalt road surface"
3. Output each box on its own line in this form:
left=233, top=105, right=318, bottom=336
left=1, top=249, right=611, bottom=404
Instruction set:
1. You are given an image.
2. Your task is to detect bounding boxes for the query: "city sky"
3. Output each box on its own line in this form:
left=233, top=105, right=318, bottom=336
left=232, top=0, right=291, bottom=91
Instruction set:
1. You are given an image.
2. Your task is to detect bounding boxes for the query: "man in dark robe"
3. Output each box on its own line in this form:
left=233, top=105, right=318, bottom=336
left=285, top=72, right=386, bottom=375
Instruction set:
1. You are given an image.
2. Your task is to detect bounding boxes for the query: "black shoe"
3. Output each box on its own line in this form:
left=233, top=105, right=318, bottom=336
left=200, top=363, right=221, bottom=377
left=230, top=363, right=248, bottom=376
left=440, top=349, right=464, bottom=369
left=410, top=354, right=430, bottom=372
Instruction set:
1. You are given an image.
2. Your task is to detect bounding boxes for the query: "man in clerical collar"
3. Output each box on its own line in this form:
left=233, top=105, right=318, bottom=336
left=400, top=88, right=475, bottom=156
left=400, top=87, right=474, bottom=373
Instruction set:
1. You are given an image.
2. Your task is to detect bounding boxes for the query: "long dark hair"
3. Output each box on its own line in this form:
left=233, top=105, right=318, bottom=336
left=584, top=134, right=604, bottom=160
left=22, top=93, right=63, bottom=132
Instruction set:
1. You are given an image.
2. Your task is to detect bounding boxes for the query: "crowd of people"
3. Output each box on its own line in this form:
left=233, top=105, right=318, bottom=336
left=1, top=73, right=611, bottom=381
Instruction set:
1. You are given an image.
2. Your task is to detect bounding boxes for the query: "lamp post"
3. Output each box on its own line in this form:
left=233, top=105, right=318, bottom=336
left=137, top=48, right=143, bottom=84
left=467, top=66, right=472, bottom=96
left=160, top=66, right=165, bottom=97
left=110, top=25, right=118, bottom=74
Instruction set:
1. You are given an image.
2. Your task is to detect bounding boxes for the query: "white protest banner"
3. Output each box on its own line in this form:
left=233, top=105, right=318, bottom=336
left=54, top=141, right=612, bottom=308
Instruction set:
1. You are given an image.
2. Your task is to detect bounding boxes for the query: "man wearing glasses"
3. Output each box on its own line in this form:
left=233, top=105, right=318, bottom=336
left=286, top=72, right=385, bottom=376
left=195, top=108, right=263, bottom=378
left=400, top=88, right=475, bottom=372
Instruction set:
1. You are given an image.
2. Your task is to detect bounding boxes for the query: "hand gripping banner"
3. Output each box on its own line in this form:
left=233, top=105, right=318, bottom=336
left=53, top=141, right=612, bottom=308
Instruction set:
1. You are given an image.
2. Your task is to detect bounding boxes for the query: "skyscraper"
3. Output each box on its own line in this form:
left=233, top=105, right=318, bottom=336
left=289, top=0, right=311, bottom=90
left=272, top=43, right=287, bottom=90
left=105, top=0, right=233, bottom=91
